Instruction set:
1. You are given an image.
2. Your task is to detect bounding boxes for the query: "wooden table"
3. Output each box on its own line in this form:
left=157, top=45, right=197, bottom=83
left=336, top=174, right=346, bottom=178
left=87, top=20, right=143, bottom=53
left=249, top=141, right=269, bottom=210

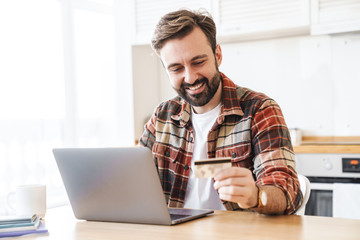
left=18, top=206, right=360, bottom=240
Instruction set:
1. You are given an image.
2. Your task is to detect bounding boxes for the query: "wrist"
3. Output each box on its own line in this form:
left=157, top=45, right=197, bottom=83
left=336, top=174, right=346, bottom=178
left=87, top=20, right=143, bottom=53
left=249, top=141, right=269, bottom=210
left=250, top=185, right=287, bottom=215
left=252, top=184, right=267, bottom=209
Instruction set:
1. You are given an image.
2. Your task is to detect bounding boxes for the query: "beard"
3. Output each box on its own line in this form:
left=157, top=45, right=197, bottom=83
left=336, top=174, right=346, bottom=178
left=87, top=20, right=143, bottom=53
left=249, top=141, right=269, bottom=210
left=174, top=71, right=222, bottom=107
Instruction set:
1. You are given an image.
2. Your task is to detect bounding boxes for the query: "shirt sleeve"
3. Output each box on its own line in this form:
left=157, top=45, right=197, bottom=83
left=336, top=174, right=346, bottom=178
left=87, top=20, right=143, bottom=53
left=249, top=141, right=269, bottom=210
left=139, top=106, right=158, bottom=151
left=251, top=99, right=303, bottom=214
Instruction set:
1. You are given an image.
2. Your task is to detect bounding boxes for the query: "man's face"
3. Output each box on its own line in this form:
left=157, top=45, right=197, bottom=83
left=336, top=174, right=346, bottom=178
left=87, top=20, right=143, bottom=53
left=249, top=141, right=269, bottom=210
left=159, top=27, right=222, bottom=107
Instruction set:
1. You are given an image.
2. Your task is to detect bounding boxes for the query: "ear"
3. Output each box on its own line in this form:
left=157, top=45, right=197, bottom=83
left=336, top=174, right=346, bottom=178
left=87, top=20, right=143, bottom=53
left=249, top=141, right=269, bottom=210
left=215, top=44, right=222, bottom=67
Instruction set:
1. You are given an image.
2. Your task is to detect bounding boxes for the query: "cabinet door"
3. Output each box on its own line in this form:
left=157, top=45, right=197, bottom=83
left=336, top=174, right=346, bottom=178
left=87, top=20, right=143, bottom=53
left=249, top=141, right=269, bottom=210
left=134, top=0, right=212, bottom=44
left=216, top=0, right=310, bottom=42
left=311, top=0, right=360, bottom=35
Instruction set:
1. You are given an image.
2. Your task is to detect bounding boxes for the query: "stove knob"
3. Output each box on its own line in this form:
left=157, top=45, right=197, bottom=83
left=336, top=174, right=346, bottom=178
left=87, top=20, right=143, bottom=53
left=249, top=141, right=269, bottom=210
left=324, top=161, right=333, bottom=170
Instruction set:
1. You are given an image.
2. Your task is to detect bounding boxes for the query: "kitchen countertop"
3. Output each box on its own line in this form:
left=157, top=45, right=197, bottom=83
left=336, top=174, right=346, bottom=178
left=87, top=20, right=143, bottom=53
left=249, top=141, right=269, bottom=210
left=293, top=136, right=360, bottom=154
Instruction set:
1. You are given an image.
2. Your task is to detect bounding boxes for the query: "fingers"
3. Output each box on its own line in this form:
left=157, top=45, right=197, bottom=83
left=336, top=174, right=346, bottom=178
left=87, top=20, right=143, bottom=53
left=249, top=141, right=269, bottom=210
left=214, top=167, right=252, bottom=181
left=215, top=183, right=254, bottom=198
left=218, top=193, right=247, bottom=204
left=213, top=167, right=254, bottom=190
left=216, top=185, right=257, bottom=208
left=217, top=185, right=247, bottom=197
left=213, top=176, right=252, bottom=190
left=213, top=167, right=258, bottom=208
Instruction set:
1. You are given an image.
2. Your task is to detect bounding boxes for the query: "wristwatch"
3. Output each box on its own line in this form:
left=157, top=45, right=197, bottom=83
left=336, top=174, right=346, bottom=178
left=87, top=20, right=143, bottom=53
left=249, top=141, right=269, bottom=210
left=256, top=185, right=267, bottom=208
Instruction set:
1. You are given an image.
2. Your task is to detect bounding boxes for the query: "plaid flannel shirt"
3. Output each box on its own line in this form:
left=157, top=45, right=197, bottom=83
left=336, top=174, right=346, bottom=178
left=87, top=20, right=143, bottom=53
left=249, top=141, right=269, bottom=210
left=139, top=73, right=302, bottom=214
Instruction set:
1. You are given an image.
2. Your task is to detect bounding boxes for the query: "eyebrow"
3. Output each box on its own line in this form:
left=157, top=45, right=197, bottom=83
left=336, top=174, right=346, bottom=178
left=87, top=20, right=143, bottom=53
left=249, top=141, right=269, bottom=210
left=167, top=54, right=208, bottom=70
left=191, top=54, right=208, bottom=61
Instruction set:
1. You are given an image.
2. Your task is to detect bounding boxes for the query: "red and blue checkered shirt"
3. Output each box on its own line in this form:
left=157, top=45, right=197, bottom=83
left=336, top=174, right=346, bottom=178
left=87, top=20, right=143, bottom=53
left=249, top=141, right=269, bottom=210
left=139, top=73, right=302, bottom=214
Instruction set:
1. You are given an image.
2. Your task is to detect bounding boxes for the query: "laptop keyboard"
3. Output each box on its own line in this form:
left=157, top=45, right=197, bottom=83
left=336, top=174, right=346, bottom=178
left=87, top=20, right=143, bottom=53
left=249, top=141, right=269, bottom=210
left=170, top=214, right=191, bottom=221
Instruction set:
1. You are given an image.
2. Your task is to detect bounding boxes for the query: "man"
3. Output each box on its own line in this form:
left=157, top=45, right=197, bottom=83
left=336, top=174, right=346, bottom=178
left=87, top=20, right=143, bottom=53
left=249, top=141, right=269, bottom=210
left=139, top=9, right=302, bottom=215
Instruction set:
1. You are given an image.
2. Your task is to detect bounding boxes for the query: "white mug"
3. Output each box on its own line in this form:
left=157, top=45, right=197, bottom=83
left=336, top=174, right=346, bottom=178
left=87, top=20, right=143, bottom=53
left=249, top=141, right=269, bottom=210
left=7, top=184, right=46, bottom=218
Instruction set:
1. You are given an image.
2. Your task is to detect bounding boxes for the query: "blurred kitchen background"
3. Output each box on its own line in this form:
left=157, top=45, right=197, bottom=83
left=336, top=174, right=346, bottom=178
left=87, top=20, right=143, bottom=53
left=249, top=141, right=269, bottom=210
left=0, top=0, right=359, bottom=218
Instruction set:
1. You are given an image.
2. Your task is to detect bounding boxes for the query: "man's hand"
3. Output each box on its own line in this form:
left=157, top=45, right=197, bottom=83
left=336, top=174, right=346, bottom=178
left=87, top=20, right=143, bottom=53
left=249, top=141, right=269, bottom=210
left=213, top=167, right=258, bottom=209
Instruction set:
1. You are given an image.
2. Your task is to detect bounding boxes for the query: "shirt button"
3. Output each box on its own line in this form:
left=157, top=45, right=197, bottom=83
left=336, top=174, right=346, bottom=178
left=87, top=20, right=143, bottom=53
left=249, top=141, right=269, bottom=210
left=232, top=152, right=236, bottom=158
left=184, top=165, right=189, bottom=170
left=165, top=151, right=170, bottom=157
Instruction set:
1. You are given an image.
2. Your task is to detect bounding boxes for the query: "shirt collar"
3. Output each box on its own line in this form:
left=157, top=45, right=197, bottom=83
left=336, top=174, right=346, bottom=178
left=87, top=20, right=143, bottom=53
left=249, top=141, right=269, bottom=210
left=171, top=72, right=244, bottom=127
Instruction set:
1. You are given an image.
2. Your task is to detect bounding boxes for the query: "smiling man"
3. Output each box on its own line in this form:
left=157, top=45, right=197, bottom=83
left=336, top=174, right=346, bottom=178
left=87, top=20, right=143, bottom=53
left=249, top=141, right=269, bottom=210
left=160, top=26, right=222, bottom=114
left=139, top=9, right=303, bottom=215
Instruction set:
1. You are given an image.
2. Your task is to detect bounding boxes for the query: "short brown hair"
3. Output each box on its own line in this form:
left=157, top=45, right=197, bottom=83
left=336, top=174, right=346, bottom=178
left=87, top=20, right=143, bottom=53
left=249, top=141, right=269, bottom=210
left=151, top=9, right=217, bottom=54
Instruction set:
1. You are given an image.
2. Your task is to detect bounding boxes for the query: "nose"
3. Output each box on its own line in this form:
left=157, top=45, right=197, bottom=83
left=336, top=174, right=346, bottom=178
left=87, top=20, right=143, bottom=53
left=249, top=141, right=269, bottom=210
left=183, top=67, right=198, bottom=85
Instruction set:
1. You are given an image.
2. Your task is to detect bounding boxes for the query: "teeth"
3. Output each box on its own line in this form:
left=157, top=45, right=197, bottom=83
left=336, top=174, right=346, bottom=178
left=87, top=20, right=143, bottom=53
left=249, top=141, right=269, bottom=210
left=188, top=83, right=203, bottom=90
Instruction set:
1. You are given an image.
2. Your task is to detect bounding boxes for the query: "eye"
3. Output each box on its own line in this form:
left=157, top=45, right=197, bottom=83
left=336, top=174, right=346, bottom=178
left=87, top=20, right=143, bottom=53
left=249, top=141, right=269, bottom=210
left=170, top=66, right=183, bottom=72
left=193, top=60, right=205, bottom=66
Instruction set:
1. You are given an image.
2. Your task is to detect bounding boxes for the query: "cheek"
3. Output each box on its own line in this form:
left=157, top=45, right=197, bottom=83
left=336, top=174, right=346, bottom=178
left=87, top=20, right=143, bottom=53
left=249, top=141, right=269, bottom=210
left=168, top=75, right=183, bottom=90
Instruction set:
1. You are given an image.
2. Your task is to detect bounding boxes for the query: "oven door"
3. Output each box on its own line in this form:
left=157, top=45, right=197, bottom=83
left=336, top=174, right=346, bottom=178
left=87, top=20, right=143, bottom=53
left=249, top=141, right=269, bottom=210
left=305, top=177, right=360, bottom=217
left=305, top=182, right=333, bottom=217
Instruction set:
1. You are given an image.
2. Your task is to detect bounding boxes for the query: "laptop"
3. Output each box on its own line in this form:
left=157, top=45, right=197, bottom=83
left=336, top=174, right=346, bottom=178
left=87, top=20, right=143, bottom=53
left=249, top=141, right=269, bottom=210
left=53, top=147, right=214, bottom=225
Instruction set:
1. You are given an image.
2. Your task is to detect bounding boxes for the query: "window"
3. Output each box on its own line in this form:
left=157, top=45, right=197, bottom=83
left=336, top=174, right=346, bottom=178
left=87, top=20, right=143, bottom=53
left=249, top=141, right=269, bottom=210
left=0, top=0, right=134, bottom=215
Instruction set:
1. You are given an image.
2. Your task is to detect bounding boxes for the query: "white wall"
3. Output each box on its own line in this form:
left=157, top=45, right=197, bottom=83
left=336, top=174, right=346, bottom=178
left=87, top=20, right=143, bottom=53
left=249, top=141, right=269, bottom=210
left=132, top=32, right=360, bottom=139
left=132, top=45, right=161, bottom=140
left=220, top=32, right=360, bottom=136
left=132, top=45, right=177, bottom=141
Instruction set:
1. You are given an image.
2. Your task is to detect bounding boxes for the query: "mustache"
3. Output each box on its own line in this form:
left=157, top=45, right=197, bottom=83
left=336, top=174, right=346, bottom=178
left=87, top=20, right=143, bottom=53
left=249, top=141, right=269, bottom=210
left=181, top=77, right=208, bottom=88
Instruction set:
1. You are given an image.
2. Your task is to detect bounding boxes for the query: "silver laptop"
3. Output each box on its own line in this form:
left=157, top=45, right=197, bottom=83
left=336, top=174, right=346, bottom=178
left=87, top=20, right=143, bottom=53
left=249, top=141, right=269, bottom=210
left=53, top=147, right=213, bottom=225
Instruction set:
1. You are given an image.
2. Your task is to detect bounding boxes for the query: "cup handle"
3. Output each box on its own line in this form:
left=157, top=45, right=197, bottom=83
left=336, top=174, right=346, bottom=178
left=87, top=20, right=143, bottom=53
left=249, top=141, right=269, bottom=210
left=7, top=192, right=16, bottom=210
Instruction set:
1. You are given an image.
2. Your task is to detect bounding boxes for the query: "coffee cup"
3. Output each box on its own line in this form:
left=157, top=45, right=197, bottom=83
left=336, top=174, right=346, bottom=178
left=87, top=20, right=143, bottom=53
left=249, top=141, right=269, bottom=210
left=7, top=184, right=46, bottom=218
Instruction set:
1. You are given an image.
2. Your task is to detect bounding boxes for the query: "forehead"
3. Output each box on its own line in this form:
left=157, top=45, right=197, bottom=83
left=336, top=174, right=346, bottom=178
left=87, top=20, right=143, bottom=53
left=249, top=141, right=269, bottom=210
left=159, top=27, right=213, bottom=65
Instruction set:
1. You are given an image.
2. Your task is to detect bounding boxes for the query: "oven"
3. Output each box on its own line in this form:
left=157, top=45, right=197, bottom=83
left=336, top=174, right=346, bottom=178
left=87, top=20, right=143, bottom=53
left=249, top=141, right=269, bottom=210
left=296, top=154, right=360, bottom=217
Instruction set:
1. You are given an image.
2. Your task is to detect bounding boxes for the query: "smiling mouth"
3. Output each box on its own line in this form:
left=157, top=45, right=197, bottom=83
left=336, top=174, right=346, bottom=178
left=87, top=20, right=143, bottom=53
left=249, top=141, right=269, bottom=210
left=186, top=82, right=205, bottom=91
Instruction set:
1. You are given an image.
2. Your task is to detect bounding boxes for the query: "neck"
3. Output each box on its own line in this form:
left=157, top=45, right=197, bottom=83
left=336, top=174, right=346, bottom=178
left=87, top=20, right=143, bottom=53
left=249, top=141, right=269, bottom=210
left=192, top=81, right=222, bottom=114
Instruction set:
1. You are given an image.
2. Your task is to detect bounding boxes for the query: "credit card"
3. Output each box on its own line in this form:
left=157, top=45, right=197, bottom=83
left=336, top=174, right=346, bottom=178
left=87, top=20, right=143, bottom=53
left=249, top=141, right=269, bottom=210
left=194, top=157, right=232, bottom=178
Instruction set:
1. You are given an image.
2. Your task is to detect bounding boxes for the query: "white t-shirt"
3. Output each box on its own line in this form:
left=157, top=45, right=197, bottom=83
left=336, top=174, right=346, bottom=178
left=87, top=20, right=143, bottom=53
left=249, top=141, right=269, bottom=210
left=183, top=103, right=226, bottom=210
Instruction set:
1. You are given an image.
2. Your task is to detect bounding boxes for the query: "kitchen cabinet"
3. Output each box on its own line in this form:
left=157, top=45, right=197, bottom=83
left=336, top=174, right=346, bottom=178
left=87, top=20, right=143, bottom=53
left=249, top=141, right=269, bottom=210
left=132, top=0, right=360, bottom=45
left=132, top=0, right=212, bottom=45
left=311, top=0, right=360, bottom=35
left=132, top=0, right=311, bottom=44
left=215, top=0, right=310, bottom=42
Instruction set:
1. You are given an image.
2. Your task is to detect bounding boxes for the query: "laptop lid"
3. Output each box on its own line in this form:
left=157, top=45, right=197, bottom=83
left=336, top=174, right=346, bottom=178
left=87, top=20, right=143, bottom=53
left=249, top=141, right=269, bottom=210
left=53, top=147, right=213, bottom=225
